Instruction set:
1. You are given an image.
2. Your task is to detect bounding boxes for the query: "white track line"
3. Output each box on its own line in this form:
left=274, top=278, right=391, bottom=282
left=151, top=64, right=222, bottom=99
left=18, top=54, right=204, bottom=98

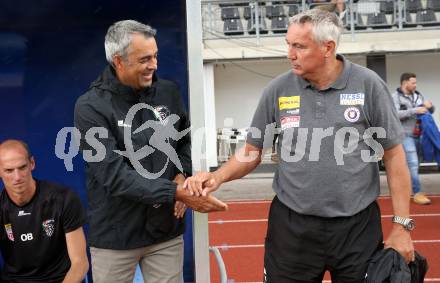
left=209, top=213, right=440, bottom=224
left=213, top=240, right=440, bottom=250
left=225, top=200, right=272, bottom=205
left=413, top=239, right=440, bottom=243
left=382, top=213, right=440, bottom=218
left=214, top=244, right=264, bottom=249
left=209, top=219, right=267, bottom=224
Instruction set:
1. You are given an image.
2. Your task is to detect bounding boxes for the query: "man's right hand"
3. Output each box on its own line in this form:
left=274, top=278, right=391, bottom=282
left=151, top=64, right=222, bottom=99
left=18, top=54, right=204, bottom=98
left=176, top=184, right=228, bottom=213
left=183, top=172, right=222, bottom=197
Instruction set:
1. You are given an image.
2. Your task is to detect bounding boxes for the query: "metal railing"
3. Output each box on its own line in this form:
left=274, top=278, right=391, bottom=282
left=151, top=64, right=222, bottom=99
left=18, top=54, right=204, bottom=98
left=209, top=247, right=228, bottom=283
left=202, top=0, right=440, bottom=41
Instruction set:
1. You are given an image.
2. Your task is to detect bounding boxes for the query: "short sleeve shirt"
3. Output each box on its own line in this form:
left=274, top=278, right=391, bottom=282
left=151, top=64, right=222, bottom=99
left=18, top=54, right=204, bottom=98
left=0, top=180, right=86, bottom=282
left=247, top=55, right=404, bottom=217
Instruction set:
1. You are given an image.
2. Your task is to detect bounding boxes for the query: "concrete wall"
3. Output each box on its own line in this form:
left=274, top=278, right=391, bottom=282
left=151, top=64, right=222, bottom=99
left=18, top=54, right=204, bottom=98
left=213, top=53, right=440, bottom=128
left=213, top=55, right=367, bottom=128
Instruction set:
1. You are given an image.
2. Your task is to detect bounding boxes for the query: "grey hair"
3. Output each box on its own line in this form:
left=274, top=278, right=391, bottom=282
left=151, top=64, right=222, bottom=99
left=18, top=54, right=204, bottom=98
left=289, top=9, right=343, bottom=50
left=104, top=20, right=156, bottom=66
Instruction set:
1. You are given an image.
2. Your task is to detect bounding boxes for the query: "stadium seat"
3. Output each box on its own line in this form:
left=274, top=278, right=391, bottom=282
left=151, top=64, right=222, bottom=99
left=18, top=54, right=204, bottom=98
left=380, top=0, right=395, bottom=14
left=402, top=11, right=417, bottom=27
left=415, top=9, right=440, bottom=26
left=220, top=2, right=259, bottom=7
left=266, top=5, right=285, bottom=18
left=367, top=12, right=393, bottom=29
left=223, top=18, right=244, bottom=35
left=221, top=7, right=240, bottom=20
left=287, top=4, right=300, bottom=16
left=405, top=0, right=423, bottom=13
left=247, top=17, right=268, bottom=34
left=308, top=0, right=331, bottom=3
left=427, top=0, right=440, bottom=12
left=219, top=4, right=235, bottom=8
left=271, top=16, right=289, bottom=33
left=233, top=2, right=251, bottom=7
left=349, top=12, right=368, bottom=30
left=272, top=1, right=294, bottom=4
left=243, top=5, right=265, bottom=20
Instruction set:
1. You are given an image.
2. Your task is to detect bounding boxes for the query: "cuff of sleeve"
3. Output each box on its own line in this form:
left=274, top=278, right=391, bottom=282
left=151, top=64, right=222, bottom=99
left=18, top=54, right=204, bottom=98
left=381, top=133, right=405, bottom=150
left=164, top=181, right=178, bottom=203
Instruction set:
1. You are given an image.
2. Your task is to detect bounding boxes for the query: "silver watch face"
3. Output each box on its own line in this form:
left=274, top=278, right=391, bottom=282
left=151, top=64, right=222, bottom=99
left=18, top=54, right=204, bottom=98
left=406, top=219, right=415, bottom=231
left=392, top=216, right=415, bottom=231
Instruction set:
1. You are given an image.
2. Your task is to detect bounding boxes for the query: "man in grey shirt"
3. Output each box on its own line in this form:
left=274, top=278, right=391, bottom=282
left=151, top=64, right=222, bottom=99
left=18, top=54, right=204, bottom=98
left=392, top=72, right=434, bottom=205
left=185, top=9, right=414, bottom=282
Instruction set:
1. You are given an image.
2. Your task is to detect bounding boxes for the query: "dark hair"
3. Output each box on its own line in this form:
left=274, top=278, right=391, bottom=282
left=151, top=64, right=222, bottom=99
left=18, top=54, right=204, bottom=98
left=400, top=73, right=416, bottom=84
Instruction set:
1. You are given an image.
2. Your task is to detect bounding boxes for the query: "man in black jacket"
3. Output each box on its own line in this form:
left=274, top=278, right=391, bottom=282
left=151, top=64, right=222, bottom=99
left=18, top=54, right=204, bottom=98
left=74, top=20, right=226, bottom=283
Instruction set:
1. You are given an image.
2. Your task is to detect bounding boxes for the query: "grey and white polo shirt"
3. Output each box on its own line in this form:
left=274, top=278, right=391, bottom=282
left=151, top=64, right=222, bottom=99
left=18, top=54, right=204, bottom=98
left=247, top=55, right=404, bottom=217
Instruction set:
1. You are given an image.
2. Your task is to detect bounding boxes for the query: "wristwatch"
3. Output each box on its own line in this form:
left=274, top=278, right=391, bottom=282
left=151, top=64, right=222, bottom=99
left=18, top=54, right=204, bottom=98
left=392, top=216, right=415, bottom=231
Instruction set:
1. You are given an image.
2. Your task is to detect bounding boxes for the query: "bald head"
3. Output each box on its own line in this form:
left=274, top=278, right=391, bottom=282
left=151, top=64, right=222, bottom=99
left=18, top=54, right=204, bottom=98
left=0, top=140, right=36, bottom=205
left=0, top=140, right=32, bottom=161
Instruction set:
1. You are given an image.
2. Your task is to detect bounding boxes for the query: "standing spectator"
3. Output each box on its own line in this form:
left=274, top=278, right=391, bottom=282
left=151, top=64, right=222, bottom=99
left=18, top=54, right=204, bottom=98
left=392, top=72, right=435, bottom=205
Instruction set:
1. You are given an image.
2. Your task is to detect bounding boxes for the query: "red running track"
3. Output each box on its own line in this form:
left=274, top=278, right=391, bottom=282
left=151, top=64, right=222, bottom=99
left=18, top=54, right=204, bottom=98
left=209, top=195, right=440, bottom=283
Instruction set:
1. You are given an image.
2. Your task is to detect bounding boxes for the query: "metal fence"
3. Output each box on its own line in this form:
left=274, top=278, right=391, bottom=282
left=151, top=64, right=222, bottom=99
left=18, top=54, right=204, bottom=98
left=202, top=0, right=440, bottom=40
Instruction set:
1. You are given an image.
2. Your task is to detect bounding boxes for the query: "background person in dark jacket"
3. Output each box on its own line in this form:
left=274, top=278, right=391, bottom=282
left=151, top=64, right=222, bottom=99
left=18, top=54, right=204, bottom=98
left=392, top=73, right=435, bottom=205
left=74, top=20, right=227, bottom=283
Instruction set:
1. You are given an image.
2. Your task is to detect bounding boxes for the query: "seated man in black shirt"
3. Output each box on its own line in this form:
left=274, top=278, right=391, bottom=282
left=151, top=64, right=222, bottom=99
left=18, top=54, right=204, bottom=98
left=0, top=140, right=89, bottom=282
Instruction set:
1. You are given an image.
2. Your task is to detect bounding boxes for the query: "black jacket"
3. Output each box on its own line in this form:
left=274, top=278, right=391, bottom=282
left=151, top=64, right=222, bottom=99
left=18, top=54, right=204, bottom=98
left=365, top=248, right=428, bottom=283
left=74, top=66, right=191, bottom=249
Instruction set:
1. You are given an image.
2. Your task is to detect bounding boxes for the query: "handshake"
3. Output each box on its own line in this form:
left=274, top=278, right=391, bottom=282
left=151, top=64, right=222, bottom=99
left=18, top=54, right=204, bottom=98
left=174, top=172, right=228, bottom=218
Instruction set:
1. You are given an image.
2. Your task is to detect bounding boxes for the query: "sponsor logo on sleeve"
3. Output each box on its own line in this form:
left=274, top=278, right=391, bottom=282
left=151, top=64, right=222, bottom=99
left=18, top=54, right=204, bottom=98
left=281, top=116, right=300, bottom=130
left=279, top=96, right=300, bottom=110
left=4, top=224, right=14, bottom=241
left=344, top=107, right=361, bottom=123
left=340, top=93, right=365, bottom=105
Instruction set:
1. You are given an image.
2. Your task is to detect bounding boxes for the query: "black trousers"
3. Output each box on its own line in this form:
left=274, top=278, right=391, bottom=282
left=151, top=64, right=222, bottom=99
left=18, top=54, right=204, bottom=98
left=264, top=197, right=383, bottom=283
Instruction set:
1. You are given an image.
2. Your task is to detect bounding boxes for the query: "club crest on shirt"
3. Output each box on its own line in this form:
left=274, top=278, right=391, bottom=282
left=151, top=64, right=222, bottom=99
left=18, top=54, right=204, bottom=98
left=4, top=223, right=14, bottom=241
left=344, top=107, right=360, bottom=123
left=42, top=219, right=55, bottom=237
left=153, top=105, right=171, bottom=124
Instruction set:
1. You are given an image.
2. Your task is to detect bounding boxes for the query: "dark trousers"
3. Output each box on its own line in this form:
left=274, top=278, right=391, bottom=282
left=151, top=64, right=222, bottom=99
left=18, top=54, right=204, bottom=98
left=264, top=197, right=383, bottom=283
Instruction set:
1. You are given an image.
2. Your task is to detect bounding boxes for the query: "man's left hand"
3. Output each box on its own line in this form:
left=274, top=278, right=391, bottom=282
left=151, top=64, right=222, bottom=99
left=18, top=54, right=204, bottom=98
left=174, top=201, right=186, bottom=218
left=384, top=225, right=414, bottom=263
left=174, top=174, right=188, bottom=219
